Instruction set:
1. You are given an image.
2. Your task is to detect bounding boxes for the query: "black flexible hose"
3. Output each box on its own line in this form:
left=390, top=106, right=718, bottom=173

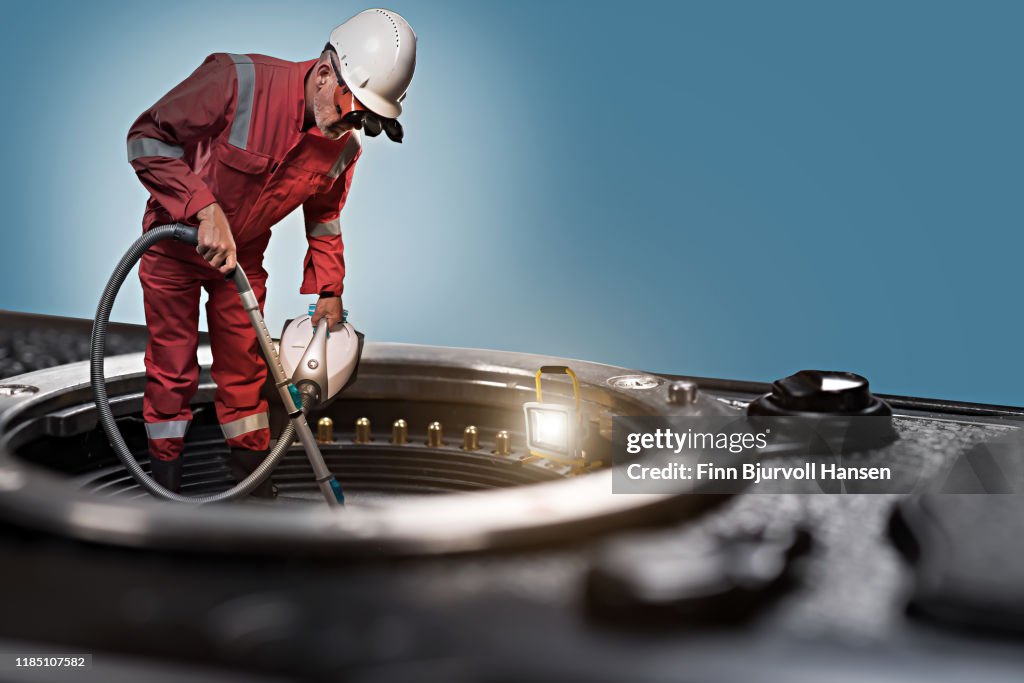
left=90, top=224, right=297, bottom=503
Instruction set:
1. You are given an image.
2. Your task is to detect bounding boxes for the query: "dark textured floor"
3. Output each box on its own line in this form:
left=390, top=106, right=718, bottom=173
left=0, top=310, right=216, bottom=381
left=0, top=310, right=149, bottom=380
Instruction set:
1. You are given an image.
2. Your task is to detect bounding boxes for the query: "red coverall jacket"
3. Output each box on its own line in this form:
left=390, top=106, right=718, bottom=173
left=127, top=53, right=362, bottom=462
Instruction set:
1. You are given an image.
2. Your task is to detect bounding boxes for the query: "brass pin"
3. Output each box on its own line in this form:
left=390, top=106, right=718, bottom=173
left=355, top=417, right=371, bottom=444
left=495, top=430, right=511, bottom=455
left=463, top=425, right=479, bottom=451
left=316, top=417, right=334, bottom=444
left=427, top=421, right=443, bottom=448
left=392, top=419, right=408, bottom=445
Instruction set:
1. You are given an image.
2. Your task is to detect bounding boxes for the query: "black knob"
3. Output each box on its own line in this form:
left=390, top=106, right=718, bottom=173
left=749, top=370, right=892, bottom=417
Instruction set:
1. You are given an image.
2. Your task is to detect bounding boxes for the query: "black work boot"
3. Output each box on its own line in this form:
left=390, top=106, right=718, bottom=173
left=226, top=448, right=278, bottom=499
left=148, top=458, right=183, bottom=493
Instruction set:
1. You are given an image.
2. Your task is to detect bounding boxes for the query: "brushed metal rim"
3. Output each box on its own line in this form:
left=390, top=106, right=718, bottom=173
left=0, top=343, right=740, bottom=558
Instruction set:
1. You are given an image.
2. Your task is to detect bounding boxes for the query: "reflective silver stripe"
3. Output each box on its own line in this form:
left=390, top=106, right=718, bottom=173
left=307, top=219, right=341, bottom=237
left=228, top=54, right=255, bottom=150
left=145, top=420, right=190, bottom=440
left=221, top=412, right=269, bottom=440
left=127, top=137, right=185, bottom=162
left=327, top=132, right=362, bottom=178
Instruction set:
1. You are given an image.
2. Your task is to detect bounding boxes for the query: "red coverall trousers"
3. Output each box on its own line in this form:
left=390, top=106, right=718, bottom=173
left=128, top=52, right=361, bottom=463
left=139, top=249, right=270, bottom=461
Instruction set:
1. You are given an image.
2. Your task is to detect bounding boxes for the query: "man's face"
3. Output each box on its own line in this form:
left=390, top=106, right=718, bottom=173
left=312, top=60, right=366, bottom=140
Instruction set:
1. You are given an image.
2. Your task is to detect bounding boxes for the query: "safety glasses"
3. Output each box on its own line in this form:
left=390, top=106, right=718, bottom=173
left=325, top=44, right=404, bottom=143
left=340, top=109, right=403, bottom=143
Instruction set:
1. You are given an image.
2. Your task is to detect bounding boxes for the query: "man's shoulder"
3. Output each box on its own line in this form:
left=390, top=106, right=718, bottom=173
left=195, top=52, right=296, bottom=71
left=235, top=53, right=296, bottom=70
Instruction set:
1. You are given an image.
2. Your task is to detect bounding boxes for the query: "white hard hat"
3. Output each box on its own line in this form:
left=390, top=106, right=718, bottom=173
left=328, top=8, right=417, bottom=119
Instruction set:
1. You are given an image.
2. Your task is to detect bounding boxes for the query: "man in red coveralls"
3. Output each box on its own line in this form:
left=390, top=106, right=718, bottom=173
left=127, top=9, right=416, bottom=495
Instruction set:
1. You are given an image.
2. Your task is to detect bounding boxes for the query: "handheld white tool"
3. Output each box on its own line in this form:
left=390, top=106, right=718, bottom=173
left=279, top=306, right=363, bottom=409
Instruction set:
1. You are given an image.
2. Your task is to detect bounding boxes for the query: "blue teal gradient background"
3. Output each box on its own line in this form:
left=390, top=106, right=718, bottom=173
left=1, top=1, right=1021, bottom=403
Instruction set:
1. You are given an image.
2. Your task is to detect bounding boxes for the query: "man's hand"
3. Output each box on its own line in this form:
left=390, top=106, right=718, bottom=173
left=195, top=203, right=237, bottom=275
left=312, top=296, right=343, bottom=328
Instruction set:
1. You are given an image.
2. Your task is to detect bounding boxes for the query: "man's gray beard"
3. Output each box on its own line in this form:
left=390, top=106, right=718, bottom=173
left=314, top=106, right=345, bottom=140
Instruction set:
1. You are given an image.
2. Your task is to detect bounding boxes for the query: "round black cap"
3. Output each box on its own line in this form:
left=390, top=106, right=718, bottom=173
left=749, top=370, right=892, bottom=417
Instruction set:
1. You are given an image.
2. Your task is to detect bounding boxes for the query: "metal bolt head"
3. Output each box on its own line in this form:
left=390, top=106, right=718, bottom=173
left=494, top=430, right=511, bottom=456
left=427, top=422, right=443, bottom=448
left=355, top=417, right=371, bottom=444
left=316, top=417, right=334, bottom=444
left=667, top=380, right=698, bottom=406
left=463, top=426, right=479, bottom=451
left=392, top=419, right=408, bottom=445
left=307, top=359, right=319, bottom=370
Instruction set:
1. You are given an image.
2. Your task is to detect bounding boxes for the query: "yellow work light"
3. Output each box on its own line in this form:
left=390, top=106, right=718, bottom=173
left=523, top=366, right=583, bottom=462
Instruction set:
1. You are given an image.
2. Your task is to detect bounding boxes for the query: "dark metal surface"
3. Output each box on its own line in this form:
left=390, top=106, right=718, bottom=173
left=663, top=372, right=1024, bottom=419
left=0, top=312, right=1022, bottom=681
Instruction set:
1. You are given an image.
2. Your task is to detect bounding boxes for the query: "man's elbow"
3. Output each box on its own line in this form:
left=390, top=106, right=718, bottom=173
left=126, top=132, right=186, bottom=166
